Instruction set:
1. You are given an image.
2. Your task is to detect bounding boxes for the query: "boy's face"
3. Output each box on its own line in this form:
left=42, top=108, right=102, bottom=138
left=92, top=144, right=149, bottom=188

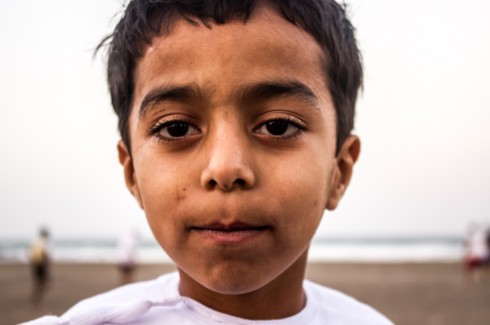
left=119, top=5, right=359, bottom=297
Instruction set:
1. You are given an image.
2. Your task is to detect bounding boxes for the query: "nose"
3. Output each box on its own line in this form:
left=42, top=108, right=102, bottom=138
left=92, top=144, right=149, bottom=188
left=200, top=126, right=256, bottom=191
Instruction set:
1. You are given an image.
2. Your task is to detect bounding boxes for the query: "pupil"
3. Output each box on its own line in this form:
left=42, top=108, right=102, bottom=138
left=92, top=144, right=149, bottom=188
left=266, top=120, right=288, bottom=135
left=167, top=123, right=189, bottom=137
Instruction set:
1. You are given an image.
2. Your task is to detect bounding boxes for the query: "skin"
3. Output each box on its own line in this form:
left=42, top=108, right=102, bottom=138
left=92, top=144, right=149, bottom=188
left=118, top=3, right=360, bottom=320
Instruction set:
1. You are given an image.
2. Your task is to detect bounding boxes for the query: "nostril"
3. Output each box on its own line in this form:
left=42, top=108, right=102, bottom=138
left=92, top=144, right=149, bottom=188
left=206, top=178, right=247, bottom=190
left=235, top=178, right=246, bottom=186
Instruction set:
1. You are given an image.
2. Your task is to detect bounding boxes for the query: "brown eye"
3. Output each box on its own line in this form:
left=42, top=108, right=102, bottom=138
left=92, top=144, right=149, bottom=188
left=166, top=122, right=190, bottom=137
left=255, top=118, right=305, bottom=138
left=265, top=120, right=289, bottom=135
left=153, top=120, right=200, bottom=141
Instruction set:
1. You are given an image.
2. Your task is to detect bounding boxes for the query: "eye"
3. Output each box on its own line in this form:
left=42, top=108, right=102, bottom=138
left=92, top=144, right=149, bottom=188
left=254, top=118, right=306, bottom=137
left=151, top=120, right=200, bottom=141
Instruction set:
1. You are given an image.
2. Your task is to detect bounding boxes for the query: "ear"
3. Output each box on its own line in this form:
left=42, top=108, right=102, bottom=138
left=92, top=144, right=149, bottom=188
left=117, top=140, right=144, bottom=209
left=326, top=135, right=361, bottom=210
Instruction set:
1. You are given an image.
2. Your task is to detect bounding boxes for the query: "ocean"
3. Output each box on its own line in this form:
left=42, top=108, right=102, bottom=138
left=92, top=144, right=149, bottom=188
left=0, top=236, right=465, bottom=264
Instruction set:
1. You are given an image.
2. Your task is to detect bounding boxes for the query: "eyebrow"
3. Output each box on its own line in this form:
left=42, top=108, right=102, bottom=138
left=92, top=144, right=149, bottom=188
left=139, top=84, right=203, bottom=119
left=235, top=80, right=319, bottom=109
left=139, top=80, right=320, bottom=118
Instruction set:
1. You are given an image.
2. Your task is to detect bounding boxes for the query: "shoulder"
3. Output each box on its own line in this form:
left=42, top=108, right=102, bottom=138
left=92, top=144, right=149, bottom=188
left=63, top=271, right=180, bottom=318
left=304, top=280, right=393, bottom=324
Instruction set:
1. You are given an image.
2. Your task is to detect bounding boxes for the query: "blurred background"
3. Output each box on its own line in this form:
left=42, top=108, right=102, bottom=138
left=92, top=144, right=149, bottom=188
left=1, top=0, right=489, bottom=324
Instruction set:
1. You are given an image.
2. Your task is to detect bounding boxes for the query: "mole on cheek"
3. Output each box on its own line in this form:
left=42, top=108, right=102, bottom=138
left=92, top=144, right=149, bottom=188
left=175, top=187, right=187, bottom=202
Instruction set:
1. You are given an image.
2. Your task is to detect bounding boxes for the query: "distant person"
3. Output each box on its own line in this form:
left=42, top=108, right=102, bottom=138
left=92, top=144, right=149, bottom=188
left=117, top=228, right=139, bottom=285
left=485, top=226, right=490, bottom=264
left=25, top=0, right=392, bottom=324
left=464, top=224, right=488, bottom=281
left=28, top=228, right=50, bottom=305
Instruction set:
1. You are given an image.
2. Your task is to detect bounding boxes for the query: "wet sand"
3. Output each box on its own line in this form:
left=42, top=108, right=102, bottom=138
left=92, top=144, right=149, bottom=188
left=2, top=262, right=489, bottom=325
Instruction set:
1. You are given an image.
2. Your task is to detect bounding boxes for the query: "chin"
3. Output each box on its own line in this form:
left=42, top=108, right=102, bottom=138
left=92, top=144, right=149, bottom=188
left=198, top=262, right=277, bottom=295
left=204, top=274, right=268, bottom=296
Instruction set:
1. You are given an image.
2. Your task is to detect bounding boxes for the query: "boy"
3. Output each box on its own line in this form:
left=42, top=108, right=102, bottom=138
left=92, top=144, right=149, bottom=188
left=26, top=0, right=392, bottom=323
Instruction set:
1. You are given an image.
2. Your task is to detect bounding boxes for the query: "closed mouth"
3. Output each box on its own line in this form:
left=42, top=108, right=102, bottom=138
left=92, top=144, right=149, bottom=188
left=189, top=221, right=271, bottom=244
left=189, top=221, right=270, bottom=232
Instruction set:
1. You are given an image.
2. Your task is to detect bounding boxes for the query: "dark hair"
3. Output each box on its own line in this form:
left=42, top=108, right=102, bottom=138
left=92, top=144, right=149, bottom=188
left=39, top=227, right=49, bottom=238
left=99, top=0, right=362, bottom=154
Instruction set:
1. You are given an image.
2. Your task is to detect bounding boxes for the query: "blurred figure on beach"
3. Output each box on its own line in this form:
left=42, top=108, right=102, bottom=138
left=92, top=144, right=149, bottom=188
left=117, top=228, right=139, bottom=285
left=486, top=227, right=490, bottom=263
left=28, top=227, right=51, bottom=305
left=464, top=223, right=489, bottom=282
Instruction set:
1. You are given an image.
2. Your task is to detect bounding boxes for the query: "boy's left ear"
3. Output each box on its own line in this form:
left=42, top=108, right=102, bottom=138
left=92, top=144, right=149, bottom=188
left=326, top=135, right=361, bottom=210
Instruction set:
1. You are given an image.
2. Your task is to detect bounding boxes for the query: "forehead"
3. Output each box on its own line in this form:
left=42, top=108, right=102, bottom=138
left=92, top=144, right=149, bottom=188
left=133, top=4, right=328, bottom=107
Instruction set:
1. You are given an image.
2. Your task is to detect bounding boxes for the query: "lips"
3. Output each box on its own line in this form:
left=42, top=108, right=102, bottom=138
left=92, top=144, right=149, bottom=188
left=192, top=221, right=268, bottom=231
left=189, top=221, right=270, bottom=245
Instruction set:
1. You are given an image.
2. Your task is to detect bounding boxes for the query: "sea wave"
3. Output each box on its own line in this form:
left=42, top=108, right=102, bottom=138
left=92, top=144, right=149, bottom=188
left=0, top=237, right=465, bottom=264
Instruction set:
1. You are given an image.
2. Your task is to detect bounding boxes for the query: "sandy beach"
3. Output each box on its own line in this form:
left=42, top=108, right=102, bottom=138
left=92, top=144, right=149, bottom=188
left=2, top=262, right=489, bottom=325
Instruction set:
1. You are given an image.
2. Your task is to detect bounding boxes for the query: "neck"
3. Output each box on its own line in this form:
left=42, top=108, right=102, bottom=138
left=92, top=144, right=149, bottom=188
left=178, top=251, right=308, bottom=320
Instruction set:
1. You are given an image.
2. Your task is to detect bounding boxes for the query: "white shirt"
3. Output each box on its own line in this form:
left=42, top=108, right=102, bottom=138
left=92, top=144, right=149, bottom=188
left=23, top=272, right=393, bottom=324
left=466, top=228, right=489, bottom=260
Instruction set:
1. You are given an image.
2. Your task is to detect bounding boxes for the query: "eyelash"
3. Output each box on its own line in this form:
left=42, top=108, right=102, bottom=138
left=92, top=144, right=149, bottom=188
left=254, top=116, right=308, bottom=139
left=148, top=119, right=200, bottom=143
left=148, top=116, right=308, bottom=142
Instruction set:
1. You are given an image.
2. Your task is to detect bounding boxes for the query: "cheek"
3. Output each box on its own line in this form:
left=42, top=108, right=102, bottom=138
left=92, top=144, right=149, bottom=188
left=286, top=149, right=334, bottom=201
left=136, top=151, right=190, bottom=206
left=267, top=155, right=334, bottom=235
left=135, top=159, right=182, bottom=238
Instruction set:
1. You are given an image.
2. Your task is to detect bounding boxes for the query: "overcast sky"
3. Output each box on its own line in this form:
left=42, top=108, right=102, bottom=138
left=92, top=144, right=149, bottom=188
left=1, top=0, right=489, bottom=240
